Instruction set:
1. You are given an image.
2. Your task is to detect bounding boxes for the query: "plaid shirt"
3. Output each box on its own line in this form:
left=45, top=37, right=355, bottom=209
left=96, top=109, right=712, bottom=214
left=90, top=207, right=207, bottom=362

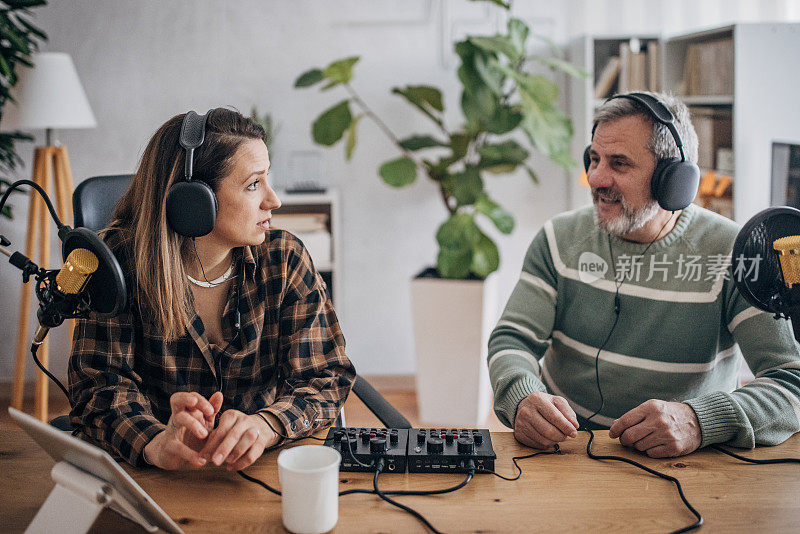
left=68, top=230, right=355, bottom=467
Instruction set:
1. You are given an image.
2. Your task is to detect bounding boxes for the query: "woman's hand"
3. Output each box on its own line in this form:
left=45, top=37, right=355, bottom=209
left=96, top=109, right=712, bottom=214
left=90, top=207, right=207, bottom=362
left=200, top=409, right=283, bottom=471
left=143, top=391, right=223, bottom=470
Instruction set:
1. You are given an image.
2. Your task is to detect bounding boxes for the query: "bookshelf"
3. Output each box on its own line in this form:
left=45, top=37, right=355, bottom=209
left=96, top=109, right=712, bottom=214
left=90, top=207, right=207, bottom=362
left=272, top=189, right=341, bottom=302
left=569, top=23, right=800, bottom=224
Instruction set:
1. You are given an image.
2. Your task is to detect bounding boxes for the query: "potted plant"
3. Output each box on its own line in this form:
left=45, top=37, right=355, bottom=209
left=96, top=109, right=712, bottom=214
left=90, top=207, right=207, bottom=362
left=295, top=8, right=584, bottom=425
left=0, top=0, right=48, bottom=220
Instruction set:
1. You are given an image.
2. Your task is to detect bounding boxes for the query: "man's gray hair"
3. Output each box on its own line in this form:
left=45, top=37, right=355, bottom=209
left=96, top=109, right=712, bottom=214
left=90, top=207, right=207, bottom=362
left=593, top=91, right=699, bottom=164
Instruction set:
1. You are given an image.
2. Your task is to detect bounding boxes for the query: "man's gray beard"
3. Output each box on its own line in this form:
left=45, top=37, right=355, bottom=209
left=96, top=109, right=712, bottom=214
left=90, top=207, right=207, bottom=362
left=593, top=197, right=660, bottom=237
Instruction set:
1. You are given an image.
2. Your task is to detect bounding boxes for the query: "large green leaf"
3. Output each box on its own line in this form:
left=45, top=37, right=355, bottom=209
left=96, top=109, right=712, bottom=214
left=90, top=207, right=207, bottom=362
left=452, top=167, right=484, bottom=206
left=312, top=100, right=352, bottom=146
left=345, top=114, right=362, bottom=161
left=437, top=247, right=473, bottom=279
left=477, top=139, right=529, bottom=173
left=475, top=194, right=514, bottom=234
left=460, top=85, right=498, bottom=134
left=474, top=52, right=505, bottom=97
left=391, top=85, right=444, bottom=127
left=485, top=105, right=523, bottom=135
left=379, top=156, right=417, bottom=187
left=470, top=232, right=500, bottom=278
left=399, top=135, right=448, bottom=151
left=294, top=68, right=324, bottom=88
left=507, top=18, right=530, bottom=58
left=478, top=139, right=529, bottom=164
left=469, top=35, right=521, bottom=63
left=322, top=56, right=360, bottom=85
left=519, top=93, right=574, bottom=169
left=449, top=132, right=471, bottom=160
left=436, top=212, right=481, bottom=250
left=436, top=213, right=483, bottom=279
left=404, top=85, right=443, bottom=112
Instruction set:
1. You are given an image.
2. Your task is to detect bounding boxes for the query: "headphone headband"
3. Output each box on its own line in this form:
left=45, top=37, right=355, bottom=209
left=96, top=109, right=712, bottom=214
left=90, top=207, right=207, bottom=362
left=179, top=110, right=209, bottom=180
left=594, top=92, right=686, bottom=161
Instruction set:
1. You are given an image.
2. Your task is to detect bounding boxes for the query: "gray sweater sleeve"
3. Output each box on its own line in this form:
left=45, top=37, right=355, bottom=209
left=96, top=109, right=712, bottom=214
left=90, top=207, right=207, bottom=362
left=488, top=230, right=556, bottom=428
left=686, top=279, right=800, bottom=448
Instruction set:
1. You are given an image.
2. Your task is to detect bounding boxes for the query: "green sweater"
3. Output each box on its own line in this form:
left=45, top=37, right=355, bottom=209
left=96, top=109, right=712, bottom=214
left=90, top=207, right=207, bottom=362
left=489, top=204, right=800, bottom=448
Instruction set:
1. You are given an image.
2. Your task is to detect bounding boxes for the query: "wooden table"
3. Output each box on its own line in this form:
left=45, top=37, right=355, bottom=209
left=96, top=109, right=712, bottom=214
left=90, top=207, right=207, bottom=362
left=2, top=428, right=799, bottom=533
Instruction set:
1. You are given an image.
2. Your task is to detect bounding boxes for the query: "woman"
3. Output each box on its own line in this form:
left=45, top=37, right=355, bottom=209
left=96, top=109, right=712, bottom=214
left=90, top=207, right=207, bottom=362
left=69, top=108, right=355, bottom=470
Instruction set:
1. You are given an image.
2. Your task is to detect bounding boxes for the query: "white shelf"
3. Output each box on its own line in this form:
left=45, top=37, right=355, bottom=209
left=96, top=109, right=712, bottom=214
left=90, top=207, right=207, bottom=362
left=274, top=188, right=341, bottom=302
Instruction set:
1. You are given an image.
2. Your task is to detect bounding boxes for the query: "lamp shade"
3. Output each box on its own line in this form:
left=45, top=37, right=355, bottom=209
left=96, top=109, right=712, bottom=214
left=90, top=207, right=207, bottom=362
left=0, top=52, right=96, bottom=131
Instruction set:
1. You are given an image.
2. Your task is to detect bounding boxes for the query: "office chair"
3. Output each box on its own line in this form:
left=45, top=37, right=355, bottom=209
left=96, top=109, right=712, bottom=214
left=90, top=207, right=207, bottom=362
left=51, top=174, right=411, bottom=431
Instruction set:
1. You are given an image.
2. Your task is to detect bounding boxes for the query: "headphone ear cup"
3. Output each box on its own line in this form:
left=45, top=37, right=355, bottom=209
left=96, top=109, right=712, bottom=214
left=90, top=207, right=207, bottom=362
left=583, top=145, right=591, bottom=172
left=166, top=181, right=218, bottom=237
left=651, top=158, right=700, bottom=211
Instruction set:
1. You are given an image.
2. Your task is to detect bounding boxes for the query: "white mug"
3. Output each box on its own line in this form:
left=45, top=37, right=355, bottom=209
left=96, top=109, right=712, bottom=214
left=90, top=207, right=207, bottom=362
left=277, top=444, right=341, bottom=534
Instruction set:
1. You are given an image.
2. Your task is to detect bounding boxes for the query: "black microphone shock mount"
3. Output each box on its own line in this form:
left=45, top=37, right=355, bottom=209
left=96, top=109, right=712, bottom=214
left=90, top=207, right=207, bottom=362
left=2, top=179, right=128, bottom=402
left=1, top=180, right=96, bottom=331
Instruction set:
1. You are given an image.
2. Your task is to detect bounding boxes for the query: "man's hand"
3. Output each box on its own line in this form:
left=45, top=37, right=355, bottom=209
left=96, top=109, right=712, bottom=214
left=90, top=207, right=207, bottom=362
left=609, top=399, right=702, bottom=458
left=143, top=391, right=223, bottom=470
left=514, top=392, right=579, bottom=449
left=200, top=409, right=283, bottom=471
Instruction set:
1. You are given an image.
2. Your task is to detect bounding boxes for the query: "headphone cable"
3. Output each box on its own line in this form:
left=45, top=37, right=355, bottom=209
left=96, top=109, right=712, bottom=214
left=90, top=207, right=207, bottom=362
left=582, top=212, right=703, bottom=533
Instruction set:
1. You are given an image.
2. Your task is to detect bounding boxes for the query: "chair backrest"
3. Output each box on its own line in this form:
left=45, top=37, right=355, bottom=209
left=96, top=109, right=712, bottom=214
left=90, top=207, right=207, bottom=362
left=72, top=174, right=133, bottom=231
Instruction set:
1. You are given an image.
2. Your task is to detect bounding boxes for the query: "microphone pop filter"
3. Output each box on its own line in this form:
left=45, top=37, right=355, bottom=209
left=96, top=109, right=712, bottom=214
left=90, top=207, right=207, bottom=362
left=732, top=206, right=800, bottom=313
left=61, top=227, right=127, bottom=317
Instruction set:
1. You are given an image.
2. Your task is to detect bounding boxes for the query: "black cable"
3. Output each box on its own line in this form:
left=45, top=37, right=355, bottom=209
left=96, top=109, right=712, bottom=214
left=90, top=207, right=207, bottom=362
left=189, top=237, right=221, bottom=287
left=0, top=179, right=67, bottom=230
left=584, top=213, right=675, bottom=425
left=581, top=212, right=702, bottom=533
left=30, top=342, right=70, bottom=401
left=373, top=460, right=445, bottom=534
left=584, top=429, right=703, bottom=533
left=711, top=444, right=800, bottom=464
left=478, top=446, right=560, bottom=481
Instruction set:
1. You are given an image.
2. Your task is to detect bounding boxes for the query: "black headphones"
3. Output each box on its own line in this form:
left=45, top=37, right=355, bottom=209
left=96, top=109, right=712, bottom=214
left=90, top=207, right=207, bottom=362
left=583, top=92, right=700, bottom=211
left=165, top=110, right=218, bottom=237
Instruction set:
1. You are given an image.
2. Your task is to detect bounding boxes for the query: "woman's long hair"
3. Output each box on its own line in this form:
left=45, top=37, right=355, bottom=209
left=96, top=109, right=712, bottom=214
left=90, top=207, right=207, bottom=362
left=105, top=108, right=266, bottom=340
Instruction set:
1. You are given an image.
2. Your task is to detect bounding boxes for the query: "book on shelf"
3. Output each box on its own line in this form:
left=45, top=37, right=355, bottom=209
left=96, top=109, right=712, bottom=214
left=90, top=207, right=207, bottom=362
left=270, top=213, right=328, bottom=233
left=628, top=48, right=647, bottom=92
left=682, top=38, right=733, bottom=96
left=594, top=56, right=620, bottom=99
left=691, top=107, right=732, bottom=170
left=646, top=41, right=659, bottom=91
left=618, top=41, right=630, bottom=93
left=597, top=40, right=656, bottom=99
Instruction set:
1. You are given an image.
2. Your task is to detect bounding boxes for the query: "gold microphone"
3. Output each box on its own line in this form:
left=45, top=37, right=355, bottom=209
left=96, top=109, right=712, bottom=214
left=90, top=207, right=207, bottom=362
left=55, top=247, right=99, bottom=295
left=33, top=248, right=99, bottom=344
left=773, top=236, right=800, bottom=287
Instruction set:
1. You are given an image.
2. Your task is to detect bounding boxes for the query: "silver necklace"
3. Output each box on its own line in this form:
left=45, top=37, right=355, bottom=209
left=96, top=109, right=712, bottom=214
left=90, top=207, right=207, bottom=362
left=187, top=262, right=235, bottom=288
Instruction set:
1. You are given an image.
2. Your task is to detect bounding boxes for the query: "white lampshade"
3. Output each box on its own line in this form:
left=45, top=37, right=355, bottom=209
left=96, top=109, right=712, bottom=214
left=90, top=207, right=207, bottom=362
left=0, top=52, right=96, bottom=132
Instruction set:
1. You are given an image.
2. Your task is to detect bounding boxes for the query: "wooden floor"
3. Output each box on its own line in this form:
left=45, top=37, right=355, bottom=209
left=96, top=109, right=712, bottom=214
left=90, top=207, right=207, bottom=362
left=0, top=379, right=510, bottom=432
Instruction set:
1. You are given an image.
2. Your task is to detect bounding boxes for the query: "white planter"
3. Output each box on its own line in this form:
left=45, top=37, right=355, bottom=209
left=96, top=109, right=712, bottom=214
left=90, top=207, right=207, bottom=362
left=410, top=274, right=498, bottom=427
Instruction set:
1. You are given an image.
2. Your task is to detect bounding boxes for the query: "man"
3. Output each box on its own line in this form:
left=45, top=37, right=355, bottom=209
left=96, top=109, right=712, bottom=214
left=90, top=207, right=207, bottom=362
left=488, top=91, right=800, bottom=458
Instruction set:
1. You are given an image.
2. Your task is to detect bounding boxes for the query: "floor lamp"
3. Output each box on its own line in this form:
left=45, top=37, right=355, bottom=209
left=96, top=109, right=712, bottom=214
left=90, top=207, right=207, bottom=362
left=0, top=52, right=96, bottom=421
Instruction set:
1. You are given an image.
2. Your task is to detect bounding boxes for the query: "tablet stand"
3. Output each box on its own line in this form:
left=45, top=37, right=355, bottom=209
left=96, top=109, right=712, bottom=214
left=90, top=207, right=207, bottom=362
left=26, top=461, right=158, bottom=534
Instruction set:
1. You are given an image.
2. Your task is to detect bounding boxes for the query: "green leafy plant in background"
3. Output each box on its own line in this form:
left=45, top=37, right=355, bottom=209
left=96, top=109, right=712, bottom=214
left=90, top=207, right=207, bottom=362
left=0, top=0, right=48, bottom=219
left=295, top=10, right=586, bottom=279
left=250, top=106, right=279, bottom=153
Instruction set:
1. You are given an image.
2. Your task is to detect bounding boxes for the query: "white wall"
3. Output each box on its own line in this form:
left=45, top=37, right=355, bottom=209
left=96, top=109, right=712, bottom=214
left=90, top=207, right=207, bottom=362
left=2, top=0, right=799, bottom=383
